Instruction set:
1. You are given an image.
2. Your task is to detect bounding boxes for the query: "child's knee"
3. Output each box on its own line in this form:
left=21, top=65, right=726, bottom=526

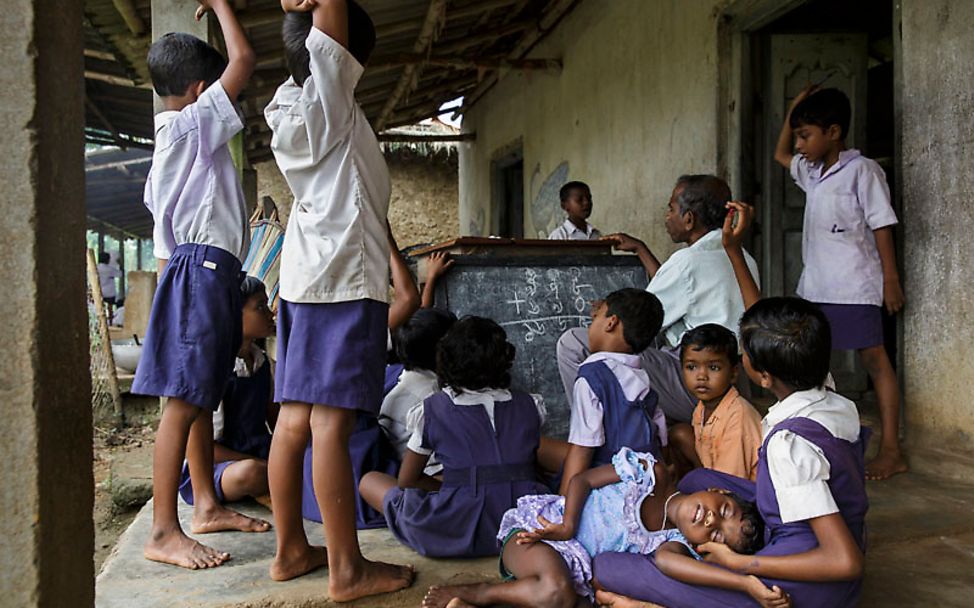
left=241, top=459, right=269, bottom=493
left=859, top=345, right=892, bottom=375
left=669, top=423, right=694, bottom=446
left=537, top=575, right=576, bottom=608
left=309, top=406, right=357, bottom=437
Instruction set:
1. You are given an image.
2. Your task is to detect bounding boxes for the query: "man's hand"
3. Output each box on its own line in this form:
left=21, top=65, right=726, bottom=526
left=605, top=232, right=646, bottom=254
left=515, top=515, right=575, bottom=544
left=722, top=201, right=755, bottom=251
left=281, top=0, right=317, bottom=12
left=746, top=577, right=792, bottom=608
left=883, top=277, right=905, bottom=314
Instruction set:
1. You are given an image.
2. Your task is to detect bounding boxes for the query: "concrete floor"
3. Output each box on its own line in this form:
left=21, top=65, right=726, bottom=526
left=95, top=461, right=974, bottom=608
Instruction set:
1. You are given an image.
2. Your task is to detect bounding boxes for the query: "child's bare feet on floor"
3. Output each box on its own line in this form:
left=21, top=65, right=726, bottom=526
left=192, top=504, right=272, bottom=533
left=866, top=450, right=908, bottom=480
left=329, top=559, right=414, bottom=602
left=144, top=527, right=230, bottom=569
left=423, top=584, right=495, bottom=608
left=270, top=544, right=328, bottom=581
left=594, top=590, right=665, bottom=608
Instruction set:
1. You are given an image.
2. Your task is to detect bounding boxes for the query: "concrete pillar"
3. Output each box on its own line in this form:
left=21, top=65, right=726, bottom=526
left=151, top=0, right=211, bottom=113
left=0, top=0, right=92, bottom=606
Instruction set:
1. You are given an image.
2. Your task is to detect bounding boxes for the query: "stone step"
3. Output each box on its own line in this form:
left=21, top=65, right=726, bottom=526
left=108, top=443, right=154, bottom=510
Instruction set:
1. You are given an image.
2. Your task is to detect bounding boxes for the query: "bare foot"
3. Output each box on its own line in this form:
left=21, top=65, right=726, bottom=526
left=423, top=584, right=488, bottom=608
left=329, top=559, right=415, bottom=603
left=270, top=544, right=328, bottom=581
left=447, top=599, right=477, bottom=608
left=595, top=589, right=665, bottom=608
left=865, top=450, right=908, bottom=481
left=254, top=494, right=273, bottom=511
left=192, top=504, right=272, bottom=534
left=144, top=526, right=230, bottom=569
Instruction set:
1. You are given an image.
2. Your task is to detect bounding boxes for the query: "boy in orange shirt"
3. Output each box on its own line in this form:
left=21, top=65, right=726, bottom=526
left=669, top=323, right=763, bottom=481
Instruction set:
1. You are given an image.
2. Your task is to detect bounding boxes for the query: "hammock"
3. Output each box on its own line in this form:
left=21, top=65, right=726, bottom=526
left=242, top=202, right=285, bottom=311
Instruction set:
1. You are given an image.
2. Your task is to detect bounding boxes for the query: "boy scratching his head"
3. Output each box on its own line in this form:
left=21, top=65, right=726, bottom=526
left=668, top=324, right=763, bottom=481
left=559, top=288, right=666, bottom=495
left=548, top=181, right=602, bottom=240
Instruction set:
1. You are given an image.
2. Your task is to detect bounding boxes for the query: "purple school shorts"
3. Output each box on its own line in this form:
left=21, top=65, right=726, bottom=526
left=178, top=460, right=233, bottom=505
left=815, top=303, right=884, bottom=350
left=274, top=298, right=389, bottom=413
left=131, top=244, right=243, bottom=410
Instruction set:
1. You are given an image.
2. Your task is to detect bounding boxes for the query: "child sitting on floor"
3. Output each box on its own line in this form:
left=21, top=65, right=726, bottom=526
left=668, top=324, right=763, bottom=481
left=360, top=316, right=550, bottom=558
left=548, top=181, right=602, bottom=240
left=178, top=277, right=276, bottom=507
left=559, top=288, right=667, bottom=495
left=422, top=446, right=775, bottom=608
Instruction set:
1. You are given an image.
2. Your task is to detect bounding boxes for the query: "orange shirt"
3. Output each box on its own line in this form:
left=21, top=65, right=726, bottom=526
left=692, top=386, right=763, bottom=481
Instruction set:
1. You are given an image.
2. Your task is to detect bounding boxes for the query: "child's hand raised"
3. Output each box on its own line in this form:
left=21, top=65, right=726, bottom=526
left=515, top=515, right=575, bottom=544
left=745, top=577, right=792, bottom=608
left=788, top=84, right=819, bottom=113
left=194, top=0, right=223, bottom=20
left=698, top=541, right=747, bottom=571
left=722, top=201, right=755, bottom=251
left=426, top=251, right=454, bottom=282
left=281, top=0, right=317, bottom=12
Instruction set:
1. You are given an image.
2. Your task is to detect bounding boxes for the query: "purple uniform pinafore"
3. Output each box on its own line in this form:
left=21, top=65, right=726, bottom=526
left=578, top=360, right=661, bottom=464
left=593, top=417, right=869, bottom=608
left=382, top=390, right=549, bottom=557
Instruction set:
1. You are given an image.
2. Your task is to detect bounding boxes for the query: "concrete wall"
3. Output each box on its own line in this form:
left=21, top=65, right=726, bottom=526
left=900, top=0, right=974, bottom=450
left=459, top=0, right=722, bottom=258
left=0, top=0, right=94, bottom=605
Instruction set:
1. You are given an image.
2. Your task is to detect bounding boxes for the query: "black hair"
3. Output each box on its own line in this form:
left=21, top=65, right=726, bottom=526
left=673, top=175, right=732, bottom=231
left=436, top=316, right=515, bottom=393
left=739, top=297, right=831, bottom=391
left=98, top=251, right=110, bottom=265
left=240, top=276, right=267, bottom=300
left=603, top=288, right=664, bottom=353
left=680, top=323, right=739, bottom=365
left=789, top=88, right=852, bottom=141
left=282, top=1, right=376, bottom=87
left=728, top=492, right=764, bottom=555
left=559, top=181, right=591, bottom=202
left=394, top=308, right=457, bottom=371
left=147, top=32, right=226, bottom=97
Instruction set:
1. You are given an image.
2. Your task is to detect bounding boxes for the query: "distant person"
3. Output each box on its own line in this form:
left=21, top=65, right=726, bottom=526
left=557, top=175, right=759, bottom=424
left=132, top=0, right=265, bottom=571
left=96, top=251, right=121, bottom=321
left=774, top=86, right=906, bottom=480
left=548, top=181, right=602, bottom=240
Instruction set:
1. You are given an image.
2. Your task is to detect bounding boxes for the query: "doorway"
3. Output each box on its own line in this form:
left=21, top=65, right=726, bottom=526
left=491, top=144, right=525, bottom=238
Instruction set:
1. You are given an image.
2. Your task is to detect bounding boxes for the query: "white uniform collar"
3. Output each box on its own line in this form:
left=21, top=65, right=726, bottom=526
left=761, top=386, right=828, bottom=436
left=582, top=350, right=642, bottom=369
left=563, top=218, right=596, bottom=237
left=443, top=386, right=512, bottom=407
left=233, top=343, right=266, bottom=378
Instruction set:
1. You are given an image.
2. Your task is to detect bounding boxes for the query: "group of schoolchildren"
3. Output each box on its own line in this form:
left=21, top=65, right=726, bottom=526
left=131, top=0, right=903, bottom=606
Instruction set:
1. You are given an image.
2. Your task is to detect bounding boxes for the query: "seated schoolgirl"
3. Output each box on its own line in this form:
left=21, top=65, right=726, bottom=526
left=593, top=297, right=869, bottom=608
left=179, top=277, right=277, bottom=507
left=559, top=288, right=667, bottom=495
left=359, top=316, right=550, bottom=558
left=421, top=446, right=774, bottom=608
left=378, top=308, right=457, bottom=469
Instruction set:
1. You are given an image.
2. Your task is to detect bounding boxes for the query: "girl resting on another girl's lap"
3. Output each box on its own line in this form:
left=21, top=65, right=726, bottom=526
left=360, top=316, right=550, bottom=558
left=423, top=445, right=783, bottom=608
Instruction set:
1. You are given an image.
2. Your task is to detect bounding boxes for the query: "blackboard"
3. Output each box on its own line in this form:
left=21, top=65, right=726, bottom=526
left=433, top=255, right=647, bottom=438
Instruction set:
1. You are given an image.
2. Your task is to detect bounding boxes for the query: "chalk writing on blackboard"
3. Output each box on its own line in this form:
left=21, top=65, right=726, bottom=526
left=500, top=267, right=600, bottom=342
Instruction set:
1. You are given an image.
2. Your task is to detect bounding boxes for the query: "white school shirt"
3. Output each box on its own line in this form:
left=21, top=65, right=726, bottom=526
left=264, top=27, right=391, bottom=303
left=97, top=262, right=120, bottom=298
left=212, top=344, right=268, bottom=442
left=548, top=219, right=602, bottom=240
left=646, top=229, right=759, bottom=347
left=761, top=387, right=861, bottom=524
left=144, top=81, right=250, bottom=262
left=379, top=369, right=439, bottom=459
left=405, top=387, right=546, bottom=456
left=568, top=352, right=668, bottom=448
left=791, top=149, right=898, bottom=306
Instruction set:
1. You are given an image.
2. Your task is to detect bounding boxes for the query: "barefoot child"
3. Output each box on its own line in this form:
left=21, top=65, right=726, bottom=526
left=422, top=446, right=775, bottom=608
left=134, top=0, right=268, bottom=569
left=263, top=0, right=413, bottom=598
left=594, top=298, right=869, bottom=608
left=774, top=86, right=906, bottom=480
left=559, top=288, right=667, bottom=495
left=360, top=316, right=550, bottom=557
left=668, top=324, right=763, bottom=481
left=548, top=181, right=602, bottom=240
left=178, top=277, right=276, bottom=507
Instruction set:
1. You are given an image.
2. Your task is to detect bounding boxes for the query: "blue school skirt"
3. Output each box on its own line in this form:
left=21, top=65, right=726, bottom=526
left=815, top=303, right=884, bottom=350
left=131, top=244, right=243, bottom=410
left=178, top=461, right=233, bottom=504
left=274, top=298, right=388, bottom=413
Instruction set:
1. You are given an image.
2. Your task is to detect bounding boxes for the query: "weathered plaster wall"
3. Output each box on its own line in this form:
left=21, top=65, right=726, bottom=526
left=460, top=0, right=722, bottom=258
left=256, top=152, right=459, bottom=248
left=0, top=0, right=94, bottom=605
left=900, top=0, right=974, bottom=450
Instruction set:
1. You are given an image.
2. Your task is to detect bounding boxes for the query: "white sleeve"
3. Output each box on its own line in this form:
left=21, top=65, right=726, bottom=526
left=857, top=161, right=898, bottom=230
left=146, top=175, right=175, bottom=260
left=530, top=393, right=548, bottom=425
left=212, top=402, right=225, bottom=442
left=306, top=26, right=364, bottom=151
left=646, top=256, right=690, bottom=334
left=766, top=431, right=839, bottom=523
left=404, top=402, right=432, bottom=456
left=790, top=154, right=812, bottom=192
left=192, top=81, right=244, bottom=155
left=567, top=378, right=604, bottom=447
left=651, top=403, right=668, bottom=447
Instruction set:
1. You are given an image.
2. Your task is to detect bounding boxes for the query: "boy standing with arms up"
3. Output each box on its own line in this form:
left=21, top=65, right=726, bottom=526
left=774, top=86, right=906, bottom=480
left=264, top=0, right=414, bottom=600
left=134, top=0, right=267, bottom=569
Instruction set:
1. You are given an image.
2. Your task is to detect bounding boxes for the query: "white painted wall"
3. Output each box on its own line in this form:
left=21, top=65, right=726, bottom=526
left=459, top=0, right=722, bottom=259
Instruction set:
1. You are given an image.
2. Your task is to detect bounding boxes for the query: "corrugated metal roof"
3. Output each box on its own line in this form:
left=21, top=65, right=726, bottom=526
left=85, top=147, right=154, bottom=238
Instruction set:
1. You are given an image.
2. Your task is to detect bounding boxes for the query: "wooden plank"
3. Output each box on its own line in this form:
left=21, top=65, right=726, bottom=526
left=111, top=0, right=146, bottom=35
left=86, top=248, right=123, bottom=423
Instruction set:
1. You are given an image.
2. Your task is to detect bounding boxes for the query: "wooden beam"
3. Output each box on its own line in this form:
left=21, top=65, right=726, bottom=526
left=369, top=53, right=561, bottom=72
left=85, top=70, right=152, bottom=89
left=84, top=95, right=126, bottom=149
left=84, top=48, right=116, bottom=61
left=377, top=132, right=474, bottom=143
left=111, top=0, right=146, bottom=36
left=374, top=0, right=449, bottom=131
